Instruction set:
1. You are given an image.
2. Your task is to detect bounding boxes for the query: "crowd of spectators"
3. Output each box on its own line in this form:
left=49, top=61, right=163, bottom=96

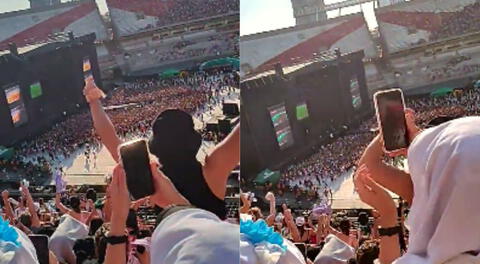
left=241, top=93, right=480, bottom=263
left=126, top=32, right=238, bottom=70
left=274, top=87, right=480, bottom=202
left=158, top=0, right=238, bottom=27
left=0, top=70, right=239, bottom=184
left=240, top=190, right=401, bottom=264
left=0, top=67, right=240, bottom=263
left=431, top=2, right=480, bottom=41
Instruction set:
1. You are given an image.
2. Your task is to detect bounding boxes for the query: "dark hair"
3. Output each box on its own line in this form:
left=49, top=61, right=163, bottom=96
left=89, top=218, right=104, bottom=236
left=149, top=109, right=202, bottom=164
left=86, top=188, right=97, bottom=201
left=19, top=213, right=32, bottom=228
left=73, top=238, right=95, bottom=264
left=356, top=240, right=379, bottom=264
left=339, top=217, right=351, bottom=236
left=126, top=209, right=139, bottom=234
left=94, top=224, right=110, bottom=263
left=358, top=212, right=369, bottom=226
left=70, top=196, right=81, bottom=213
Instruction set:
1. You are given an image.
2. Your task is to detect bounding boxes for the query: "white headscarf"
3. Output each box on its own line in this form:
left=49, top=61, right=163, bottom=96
left=0, top=226, right=39, bottom=264
left=314, top=234, right=355, bottom=264
left=240, top=234, right=306, bottom=264
left=151, top=208, right=239, bottom=264
left=396, top=116, right=480, bottom=264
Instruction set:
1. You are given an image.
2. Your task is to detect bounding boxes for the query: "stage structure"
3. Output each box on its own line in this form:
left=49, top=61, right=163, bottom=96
left=241, top=50, right=370, bottom=177
left=0, top=33, right=102, bottom=146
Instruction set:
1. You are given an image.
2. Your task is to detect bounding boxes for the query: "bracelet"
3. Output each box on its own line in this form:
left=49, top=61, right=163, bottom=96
left=378, top=225, right=402, bottom=237
left=105, top=234, right=128, bottom=245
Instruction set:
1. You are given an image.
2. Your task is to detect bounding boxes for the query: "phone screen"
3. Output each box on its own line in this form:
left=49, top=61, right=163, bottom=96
left=119, top=139, right=154, bottom=200
left=83, top=57, right=92, bottom=79
left=375, top=89, right=408, bottom=151
left=29, top=235, right=49, bottom=264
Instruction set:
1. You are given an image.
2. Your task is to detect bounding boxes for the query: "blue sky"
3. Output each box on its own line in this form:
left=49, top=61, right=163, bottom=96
left=0, top=0, right=108, bottom=14
left=241, top=0, right=378, bottom=36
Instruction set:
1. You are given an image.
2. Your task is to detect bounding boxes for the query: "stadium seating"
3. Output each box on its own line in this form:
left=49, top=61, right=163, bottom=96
left=120, top=30, right=238, bottom=72
left=107, top=0, right=239, bottom=37
left=376, top=0, right=480, bottom=53
left=0, top=0, right=108, bottom=50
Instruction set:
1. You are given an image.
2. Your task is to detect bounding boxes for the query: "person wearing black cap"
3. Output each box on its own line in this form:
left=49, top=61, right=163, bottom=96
left=84, top=77, right=239, bottom=219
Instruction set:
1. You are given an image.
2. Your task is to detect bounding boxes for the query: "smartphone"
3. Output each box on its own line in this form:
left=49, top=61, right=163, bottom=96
left=119, top=139, right=155, bottom=200
left=29, top=235, right=49, bottom=264
left=374, top=89, right=408, bottom=152
left=83, top=57, right=93, bottom=79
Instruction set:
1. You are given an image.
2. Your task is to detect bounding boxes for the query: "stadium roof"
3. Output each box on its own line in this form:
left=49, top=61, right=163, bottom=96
left=0, top=42, right=48, bottom=56
left=0, top=0, right=92, bottom=19
left=242, top=50, right=340, bottom=82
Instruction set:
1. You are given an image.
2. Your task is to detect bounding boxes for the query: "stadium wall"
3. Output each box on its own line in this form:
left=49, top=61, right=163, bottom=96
left=376, top=0, right=479, bottom=54
left=0, top=0, right=108, bottom=50
left=239, top=13, right=377, bottom=75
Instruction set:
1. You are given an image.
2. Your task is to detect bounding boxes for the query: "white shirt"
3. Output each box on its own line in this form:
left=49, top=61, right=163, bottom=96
left=151, top=208, right=239, bottom=264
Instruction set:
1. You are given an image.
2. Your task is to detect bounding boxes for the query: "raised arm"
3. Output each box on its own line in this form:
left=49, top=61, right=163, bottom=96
left=85, top=199, right=98, bottom=226
left=283, top=205, right=301, bottom=242
left=21, top=185, right=41, bottom=228
left=265, top=192, right=276, bottom=226
left=239, top=193, right=251, bottom=214
left=84, top=77, right=122, bottom=163
left=357, top=135, right=413, bottom=205
left=203, top=124, right=240, bottom=199
left=354, top=165, right=400, bottom=264
left=55, top=193, right=70, bottom=215
left=1, top=190, right=15, bottom=223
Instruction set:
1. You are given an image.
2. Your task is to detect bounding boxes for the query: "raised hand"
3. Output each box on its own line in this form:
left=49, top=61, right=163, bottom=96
left=405, top=108, right=421, bottom=143
left=354, top=165, right=396, bottom=221
left=265, top=191, right=274, bottom=201
left=108, top=164, right=131, bottom=225
left=1, top=190, right=9, bottom=200
left=148, top=161, right=190, bottom=208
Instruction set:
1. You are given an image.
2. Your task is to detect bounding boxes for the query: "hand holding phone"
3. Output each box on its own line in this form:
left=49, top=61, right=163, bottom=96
left=119, top=139, right=155, bottom=200
left=374, top=89, right=409, bottom=153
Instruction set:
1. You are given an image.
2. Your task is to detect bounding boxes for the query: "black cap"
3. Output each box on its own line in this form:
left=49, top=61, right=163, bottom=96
left=149, top=109, right=201, bottom=163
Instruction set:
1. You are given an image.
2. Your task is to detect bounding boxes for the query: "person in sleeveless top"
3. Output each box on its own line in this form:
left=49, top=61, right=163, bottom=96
left=84, top=77, right=239, bottom=219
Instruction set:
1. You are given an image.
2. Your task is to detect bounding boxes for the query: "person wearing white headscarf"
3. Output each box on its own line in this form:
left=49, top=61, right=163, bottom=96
left=0, top=225, right=39, bottom=264
left=313, top=234, right=355, bottom=264
left=104, top=163, right=240, bottom=264
left=240, top=233, right=306, bottom=264
left=356, top=116, right=480, bottom=264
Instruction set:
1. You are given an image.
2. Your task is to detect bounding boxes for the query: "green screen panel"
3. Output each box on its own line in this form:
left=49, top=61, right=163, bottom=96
left=296, top=103, right=309, bottom=120
left=30, top=82, right=42, bottom=99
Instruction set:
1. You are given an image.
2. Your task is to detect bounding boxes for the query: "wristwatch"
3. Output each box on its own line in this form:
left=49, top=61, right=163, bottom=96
left=105, top=235, right=128, bottom=245
left=378, top=225, right=402, bottom=237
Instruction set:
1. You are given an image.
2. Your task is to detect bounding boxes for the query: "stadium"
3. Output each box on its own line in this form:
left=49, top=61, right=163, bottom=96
left=240, top=0, right=480, bottom=262
left=0, top=0, right=239, bottom=263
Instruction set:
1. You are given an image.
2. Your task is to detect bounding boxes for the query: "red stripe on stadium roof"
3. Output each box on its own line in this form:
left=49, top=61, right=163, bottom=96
left=0, top=2, right=96, bottom=49
left=376, top=11, right=444, bottom=31
left=106, top=0, right=174, bottom=17
left=257, top=16, right=365, bottom=72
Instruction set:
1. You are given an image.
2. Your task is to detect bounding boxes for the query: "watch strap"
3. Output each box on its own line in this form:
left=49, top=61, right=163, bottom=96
left=378, top=225, right=402, bottom=237
left=105, top=235, right=128, bottom=245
